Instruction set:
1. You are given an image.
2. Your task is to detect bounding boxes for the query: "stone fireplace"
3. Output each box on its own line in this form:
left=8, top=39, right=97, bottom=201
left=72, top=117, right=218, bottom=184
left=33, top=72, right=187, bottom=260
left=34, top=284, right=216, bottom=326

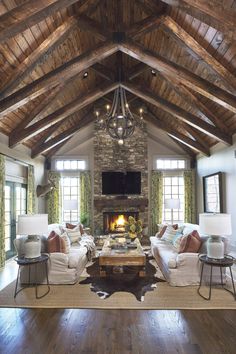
left=103, top=211, right=139, bottom=234
left=93, top=122, right=148, bottom=234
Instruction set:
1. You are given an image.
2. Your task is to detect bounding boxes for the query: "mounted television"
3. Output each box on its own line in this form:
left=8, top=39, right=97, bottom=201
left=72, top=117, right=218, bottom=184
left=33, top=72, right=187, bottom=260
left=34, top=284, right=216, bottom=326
left=102, top=171, right=141, bottom=195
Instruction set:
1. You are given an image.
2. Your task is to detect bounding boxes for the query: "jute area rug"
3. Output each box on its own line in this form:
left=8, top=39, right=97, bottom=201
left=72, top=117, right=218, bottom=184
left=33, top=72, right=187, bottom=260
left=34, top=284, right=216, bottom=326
left=1, top=253, right=236, bottom=309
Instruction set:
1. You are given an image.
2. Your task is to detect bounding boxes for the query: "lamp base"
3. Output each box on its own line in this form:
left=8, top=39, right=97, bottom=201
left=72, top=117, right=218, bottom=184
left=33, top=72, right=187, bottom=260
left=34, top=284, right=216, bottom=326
left=24, top=235, right=41, bottom=258
left=207, top=236, right=224, bottom=259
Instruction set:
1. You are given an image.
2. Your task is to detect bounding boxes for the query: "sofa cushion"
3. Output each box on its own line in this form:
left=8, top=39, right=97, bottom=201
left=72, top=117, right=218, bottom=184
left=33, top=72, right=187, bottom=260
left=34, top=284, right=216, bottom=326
left=179, top=230, right=202, bottom=253
left=66, top=223, right=84, bottom=235
left=60, top=232, right=71, bottom=254
left=48, top=231, right=66, bottom=253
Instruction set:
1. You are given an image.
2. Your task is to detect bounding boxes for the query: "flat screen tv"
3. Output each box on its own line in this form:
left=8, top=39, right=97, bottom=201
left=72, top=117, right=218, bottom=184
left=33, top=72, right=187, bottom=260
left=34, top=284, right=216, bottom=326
left=102, top=171, right=141, bottom=195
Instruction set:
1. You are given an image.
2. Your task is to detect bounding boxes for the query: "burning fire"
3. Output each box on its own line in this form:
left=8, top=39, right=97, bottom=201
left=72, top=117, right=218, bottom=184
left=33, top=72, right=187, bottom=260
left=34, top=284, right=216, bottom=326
left=110, top=214, right=126, bottom=231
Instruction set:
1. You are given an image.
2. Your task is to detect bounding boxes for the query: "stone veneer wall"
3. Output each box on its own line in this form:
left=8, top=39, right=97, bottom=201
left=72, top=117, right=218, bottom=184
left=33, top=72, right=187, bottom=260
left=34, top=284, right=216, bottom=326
left=93, top=122, right=148, bottom=234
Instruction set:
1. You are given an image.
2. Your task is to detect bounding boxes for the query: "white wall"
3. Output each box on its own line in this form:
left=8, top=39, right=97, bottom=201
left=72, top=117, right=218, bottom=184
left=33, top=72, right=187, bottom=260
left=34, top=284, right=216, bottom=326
left=0, top=132, right=46, bottom=212
left=197, top=135, right=236, bottom=249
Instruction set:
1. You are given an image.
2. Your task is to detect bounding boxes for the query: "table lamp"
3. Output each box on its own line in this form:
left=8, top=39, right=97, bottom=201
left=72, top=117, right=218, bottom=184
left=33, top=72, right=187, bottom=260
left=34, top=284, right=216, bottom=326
left=164, top=198, right=180, bottom=225
left=17, top=214, right=48, bottom=258
left=199, top=213, right=232, bottom=259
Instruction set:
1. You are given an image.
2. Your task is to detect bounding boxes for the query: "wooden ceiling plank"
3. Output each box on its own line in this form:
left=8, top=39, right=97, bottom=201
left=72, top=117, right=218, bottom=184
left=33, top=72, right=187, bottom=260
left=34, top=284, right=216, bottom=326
left=162, top=16, right=236, bottom=93
left=126, top=15, right=165, bottom=39
left=77, top=14, right=112, bottom=40
left=0, top=40, right=118, bottom=118
left=159, top=71, right=229, bottom=132
left=136, top=0, right=168, bottom=15
left=9, top=81, right=118, bottom=147
left=0, top=0, right=88, bottom=44
left=0, top=17, right=78, bottom=99
left=9, top=85, right=63, bottom=140
left=160, top=0, right=236, bottom=40
left=127, top=63, right=150, bottom=80
left=31, top=112, right=94, bottom=157
left=91, top=63, right=115, bottom=81
left=122, top=81, right=232, bottom=145
left=119, top=40, right=236, bottom=114
left=145, top=109, right=210, bottom=155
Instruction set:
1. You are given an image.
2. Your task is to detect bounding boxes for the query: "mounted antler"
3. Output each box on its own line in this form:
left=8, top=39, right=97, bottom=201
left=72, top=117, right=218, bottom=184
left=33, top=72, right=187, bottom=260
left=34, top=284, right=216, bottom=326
left=36, top=176, right=55, bottom=197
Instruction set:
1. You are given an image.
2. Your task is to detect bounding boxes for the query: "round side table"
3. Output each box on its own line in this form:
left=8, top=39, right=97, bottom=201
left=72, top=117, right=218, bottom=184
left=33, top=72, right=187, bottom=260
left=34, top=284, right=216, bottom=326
left=14, top=254, right=50, bottom=299
left=197, top=254, right=236, bottom=301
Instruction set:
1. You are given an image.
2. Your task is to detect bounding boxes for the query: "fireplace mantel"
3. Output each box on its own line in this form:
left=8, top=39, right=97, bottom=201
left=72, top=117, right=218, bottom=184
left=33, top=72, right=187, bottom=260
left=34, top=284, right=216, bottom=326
left=94, top=197, right=148, bottom=211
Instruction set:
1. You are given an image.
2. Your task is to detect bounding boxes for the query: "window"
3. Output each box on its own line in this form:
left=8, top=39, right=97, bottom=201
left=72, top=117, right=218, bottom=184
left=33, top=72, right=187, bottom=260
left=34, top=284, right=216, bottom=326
left=61, top=177, right=80, bottom=223
left=156, top=159, right=186, bottom=170
left=56, top=159, right=86, bottom=171
left=163, top=176, right=184, bottom=223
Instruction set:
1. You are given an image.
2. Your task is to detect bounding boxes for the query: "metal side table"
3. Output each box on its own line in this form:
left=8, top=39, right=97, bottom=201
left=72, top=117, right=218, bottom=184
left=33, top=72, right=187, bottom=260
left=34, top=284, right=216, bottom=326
left=197, top=254, right=236, bottom=301
left=14, top=254, right=50, bottom=299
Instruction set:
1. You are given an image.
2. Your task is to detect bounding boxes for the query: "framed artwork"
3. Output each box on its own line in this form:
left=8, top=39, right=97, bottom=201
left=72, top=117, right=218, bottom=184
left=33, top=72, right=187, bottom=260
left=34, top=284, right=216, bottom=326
left=203, top=172, right=223, bottom=213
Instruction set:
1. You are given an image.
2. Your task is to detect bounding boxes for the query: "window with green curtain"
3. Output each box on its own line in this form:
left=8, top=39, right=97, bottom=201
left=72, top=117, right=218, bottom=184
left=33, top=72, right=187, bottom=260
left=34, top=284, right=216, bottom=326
left=80, top=171, right=92, bottom=228
left=47, top=171, right=61, bottom=224
left=184, top=169, right=196, bottom=223
left=149, top=171, right=163, bottom=236
left=0, top=154, right=5, bottom=268
left=27, top=165, right=36, bottom=214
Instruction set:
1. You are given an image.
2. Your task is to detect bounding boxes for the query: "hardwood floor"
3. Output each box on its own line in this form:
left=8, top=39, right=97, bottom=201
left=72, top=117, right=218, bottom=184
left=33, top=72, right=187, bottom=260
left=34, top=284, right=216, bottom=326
left=0, top=308, right=236, bottom=354
left=1, top=259, right=236, bottom=353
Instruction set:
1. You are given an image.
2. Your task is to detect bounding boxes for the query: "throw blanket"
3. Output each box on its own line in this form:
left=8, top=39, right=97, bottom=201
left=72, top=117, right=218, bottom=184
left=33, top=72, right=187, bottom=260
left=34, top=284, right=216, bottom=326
left=80, top=235, right=96, bottom=261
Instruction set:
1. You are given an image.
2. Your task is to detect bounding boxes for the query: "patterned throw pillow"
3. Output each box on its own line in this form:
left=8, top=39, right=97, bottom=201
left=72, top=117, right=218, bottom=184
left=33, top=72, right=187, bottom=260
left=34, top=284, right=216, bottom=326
left=47, top=231, right=66, bottom=253
left=60, top=232, right=71, bottom=254
left=172, top=233, right=184, bottom=252
left=65, top=223, right=84, bottom=235
left=161, top=225, right=181, bottom=243
left=65, top=226, right=81, bottom=244
left=179, top=230, right=202, bottom=253
left=156, top=223, right=178, bottom=238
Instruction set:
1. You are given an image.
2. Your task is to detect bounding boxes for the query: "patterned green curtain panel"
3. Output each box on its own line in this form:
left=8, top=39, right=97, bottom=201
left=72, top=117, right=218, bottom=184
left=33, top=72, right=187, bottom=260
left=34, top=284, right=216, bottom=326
left=27, top=165, right=36, bottom=214
left=47, top=171, right=61, bottom=224
left=149, top=171, right=163, bottom=236
left=0, top=154, right=5, bottom=268
left=80, top=171, right=92, bottom=228
left=184, top=169, right=196, bottom=224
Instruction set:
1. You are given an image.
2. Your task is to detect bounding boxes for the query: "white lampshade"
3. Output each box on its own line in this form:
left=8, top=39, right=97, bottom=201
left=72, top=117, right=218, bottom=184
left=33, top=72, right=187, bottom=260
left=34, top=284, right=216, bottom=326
left=164, top=198, right=180, bottom=209
left=63, top=199, right=78, bottom=210
left=17, top=214, right=48, bottom=235
left=199, top=213, right=232, bottom=236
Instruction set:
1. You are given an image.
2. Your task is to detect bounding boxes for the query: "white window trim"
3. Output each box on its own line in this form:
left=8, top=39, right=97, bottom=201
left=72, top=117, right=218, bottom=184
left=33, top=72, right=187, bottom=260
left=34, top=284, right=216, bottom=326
left=51, top=155, right=88, bottom=171
left=153, top=155, right=190, bottom=170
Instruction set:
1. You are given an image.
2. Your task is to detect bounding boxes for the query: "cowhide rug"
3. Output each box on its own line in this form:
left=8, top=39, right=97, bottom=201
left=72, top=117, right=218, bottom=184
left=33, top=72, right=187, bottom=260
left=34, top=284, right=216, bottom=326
left=79, top=253, right=165, bottom=302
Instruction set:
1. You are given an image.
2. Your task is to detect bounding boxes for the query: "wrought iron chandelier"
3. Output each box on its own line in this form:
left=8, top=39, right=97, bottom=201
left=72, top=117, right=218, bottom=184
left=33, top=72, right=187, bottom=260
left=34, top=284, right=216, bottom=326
left=95, top=87, right=144, bottom=145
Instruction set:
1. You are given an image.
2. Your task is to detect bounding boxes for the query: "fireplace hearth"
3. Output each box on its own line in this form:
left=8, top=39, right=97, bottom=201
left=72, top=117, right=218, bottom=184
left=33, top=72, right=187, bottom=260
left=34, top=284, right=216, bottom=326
left=103, top=211, right=139, bottom=234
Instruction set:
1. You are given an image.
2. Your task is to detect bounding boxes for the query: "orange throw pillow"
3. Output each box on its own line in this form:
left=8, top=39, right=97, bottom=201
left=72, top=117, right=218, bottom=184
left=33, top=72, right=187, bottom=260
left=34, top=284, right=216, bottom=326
left=47, top=231, right=66, bottom=253
left=179, top=230, right=202, bottom=253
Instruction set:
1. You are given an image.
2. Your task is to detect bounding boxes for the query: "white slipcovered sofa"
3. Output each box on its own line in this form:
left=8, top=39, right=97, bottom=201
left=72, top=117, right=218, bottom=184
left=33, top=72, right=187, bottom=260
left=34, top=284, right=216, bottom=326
left=150, top=223, right=228, bottom=286
left=15, top=223, right=91, bottom=285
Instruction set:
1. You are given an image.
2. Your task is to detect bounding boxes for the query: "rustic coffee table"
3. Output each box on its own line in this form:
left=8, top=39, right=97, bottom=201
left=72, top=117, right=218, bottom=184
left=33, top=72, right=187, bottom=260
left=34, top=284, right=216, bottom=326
left=99, top=237, right=146, bottom=277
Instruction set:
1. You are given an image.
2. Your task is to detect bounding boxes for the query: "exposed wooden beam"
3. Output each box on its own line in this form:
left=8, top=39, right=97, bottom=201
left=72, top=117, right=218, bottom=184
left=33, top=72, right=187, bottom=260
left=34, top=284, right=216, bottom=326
left=91, top=63, right=115, bottom=82
left=145, top=109, right=210, bottom=155
left=77, top=14, right=112, bottom=40
left=122, top=81, right=232, bottom=145
left=31, top=113, right=94, bottom=158
left=162, top=16, right=236, bottom=93
left=159, top=71, right=229, bottom=133
left=9, top=81, right=118, bottom=147
left=161, top=0, right=236, bottom=40
left=0, top=17, right=78, bottom=99
left=119, top=40, right=236, bottom=114
left=126, top=15, right=164, bottom=39
left=0, top=0, right=87, bottom=44
left=0, top=41, right=118, bottom=118
left=137, top=0, right=167, bottom=16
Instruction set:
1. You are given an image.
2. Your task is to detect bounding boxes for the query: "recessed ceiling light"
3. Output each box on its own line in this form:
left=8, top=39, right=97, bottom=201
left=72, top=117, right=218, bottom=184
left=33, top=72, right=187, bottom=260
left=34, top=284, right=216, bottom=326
left=83, top=71, right=88, bottom=79
left=151, top=69, right=156, bottom=76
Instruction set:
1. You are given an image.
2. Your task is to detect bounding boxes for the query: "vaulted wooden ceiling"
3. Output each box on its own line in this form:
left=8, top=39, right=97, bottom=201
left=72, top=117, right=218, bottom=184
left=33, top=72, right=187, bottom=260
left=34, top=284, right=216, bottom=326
left=1, top=0, right=236, bottom=160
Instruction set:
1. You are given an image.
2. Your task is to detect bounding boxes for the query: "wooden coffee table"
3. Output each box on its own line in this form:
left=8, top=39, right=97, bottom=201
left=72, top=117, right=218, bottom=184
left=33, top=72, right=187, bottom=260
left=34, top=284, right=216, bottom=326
left=99, top=238, right=146, bottom=277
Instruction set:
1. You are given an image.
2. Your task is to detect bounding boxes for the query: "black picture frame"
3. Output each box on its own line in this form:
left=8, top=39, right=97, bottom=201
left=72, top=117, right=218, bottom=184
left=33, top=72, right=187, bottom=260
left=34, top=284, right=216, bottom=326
left=203, top=172, right=223, bottom=213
